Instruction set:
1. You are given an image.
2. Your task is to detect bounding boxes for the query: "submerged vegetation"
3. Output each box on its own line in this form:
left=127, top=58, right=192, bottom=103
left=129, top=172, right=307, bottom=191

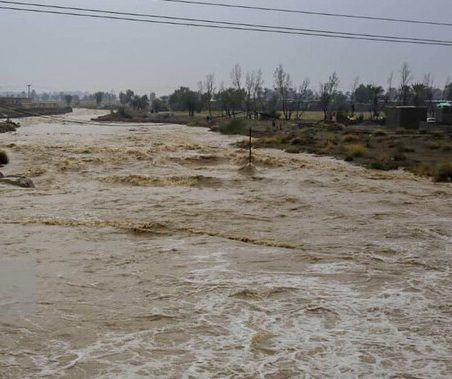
left=0, top=121, right=19, bottom=134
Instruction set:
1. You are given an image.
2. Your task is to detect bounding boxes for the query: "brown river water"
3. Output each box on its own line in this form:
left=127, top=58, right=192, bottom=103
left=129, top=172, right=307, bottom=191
left=0, top=109, right=451, bottom=378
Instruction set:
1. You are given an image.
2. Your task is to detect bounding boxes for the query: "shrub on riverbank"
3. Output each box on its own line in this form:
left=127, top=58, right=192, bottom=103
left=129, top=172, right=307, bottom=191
left=434, top=163, right=452, bottom=182
left=344, top=143, right=367, bottom=158
left=0, top=150, right=9, bottom=165
left=0, top=122, right=18, bottom=133
left=219, top=119, right=247, bottom=135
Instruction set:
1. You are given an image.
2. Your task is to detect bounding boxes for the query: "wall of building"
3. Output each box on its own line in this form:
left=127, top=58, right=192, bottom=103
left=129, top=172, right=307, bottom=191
left=386, top=107, right=427, bottom=129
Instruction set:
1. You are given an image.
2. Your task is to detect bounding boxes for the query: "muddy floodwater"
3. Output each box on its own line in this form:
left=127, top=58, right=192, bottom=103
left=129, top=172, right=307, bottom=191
left=0, top=109, right=451, bottom=378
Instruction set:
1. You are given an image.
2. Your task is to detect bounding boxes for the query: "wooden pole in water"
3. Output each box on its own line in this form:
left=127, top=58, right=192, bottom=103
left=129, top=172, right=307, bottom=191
left=249, top=127, right=252, bottom=164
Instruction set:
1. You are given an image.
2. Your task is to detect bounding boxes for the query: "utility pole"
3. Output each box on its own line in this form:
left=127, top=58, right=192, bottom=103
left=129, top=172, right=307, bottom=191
left=248, top=127, right=253, bottom=164
left=27, top=84, right=31, bottom=99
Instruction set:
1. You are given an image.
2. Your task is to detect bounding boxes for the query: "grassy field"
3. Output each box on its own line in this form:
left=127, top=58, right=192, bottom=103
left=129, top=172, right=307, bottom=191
left=170, top=110, right=375, bottom=122
left=236, top=122, right=452, bottom=182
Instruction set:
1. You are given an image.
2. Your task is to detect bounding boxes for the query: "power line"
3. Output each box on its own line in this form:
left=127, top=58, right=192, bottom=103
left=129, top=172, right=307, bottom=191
left=158, top=0, right=452, bottom=27
left=0, top=1, right=451, bottom=45
left=0, top=5, right=451, bottom=46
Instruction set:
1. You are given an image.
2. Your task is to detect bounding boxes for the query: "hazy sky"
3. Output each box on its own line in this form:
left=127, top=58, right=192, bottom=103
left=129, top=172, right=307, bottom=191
left=1, top=0, right=451, bottom=95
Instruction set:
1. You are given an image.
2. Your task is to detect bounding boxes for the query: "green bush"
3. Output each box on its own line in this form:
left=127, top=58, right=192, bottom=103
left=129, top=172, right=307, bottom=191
left=285, top=145, right=301, bottom=154
left=0, top=122, right=18, bottom=134
left=368, top=161, right=392, bottom=171
left=411, top=163, right=433, bottom=177
left=374, top=129, right=387, bottom=137
left=258, top=134, right=286, bottom=145
left=260, top=110, right=280, bottom=120
left=342, top=134, right=360, bottom=143
left=117, top=107, right=133, bottom=119
left=428, top=143, right=441, bottom=150
left=393, top=153, right=407, bottom=161
left=429, top=130, right=445, bottom=139
left=219, top=119, right=248, bottom=135
left=434, top=163, right=452, bottom=182
left=0, top=150, right=9, bottom=165
left=318, top=121, right=345, bottom=131
left=396, top=143, right=415, bottom=153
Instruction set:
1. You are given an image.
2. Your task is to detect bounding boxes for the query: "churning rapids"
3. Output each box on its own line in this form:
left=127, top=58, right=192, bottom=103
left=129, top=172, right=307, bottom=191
left=0, top=109, right=451, bottom=378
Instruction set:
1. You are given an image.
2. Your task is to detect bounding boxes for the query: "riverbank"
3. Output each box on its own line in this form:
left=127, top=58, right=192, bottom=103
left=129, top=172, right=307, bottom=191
left=93, top=111, right=452, bottom=182
left=94, top=110, right=215, bottom=127
left=0, top=106, right=73, bottom=119
left=239, top=122, right=452, bottom=182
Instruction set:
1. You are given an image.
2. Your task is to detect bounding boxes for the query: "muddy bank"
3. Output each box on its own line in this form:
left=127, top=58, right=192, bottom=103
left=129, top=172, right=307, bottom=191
left=0, top=109, right=451, bottom=378
left=0, top=106, right=72, bottom=119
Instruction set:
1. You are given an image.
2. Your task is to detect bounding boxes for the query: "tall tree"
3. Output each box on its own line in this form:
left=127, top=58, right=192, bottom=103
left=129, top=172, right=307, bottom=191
left=423, top=74, right=434, bottom=115
left=412, top=83, right=426, bottom=107
left=245, top=71, right=256, bottom=118
left=319, top=72, right=340, bottom=120
left=369, top=85, right=384, bottom=118
left=252, top=69, right=264, bottom=115
left=130, top=95, right=149, bottom=111
left=64, top=94, right=73, bottom=107
left=231, top=64, right=242, bottom=91
left=274, top=64, right=292, bottom=120
left=94, top=92, right=103, bottom=107
left=386, top=72, right=394, bottom=104
left=399, top=63, right=413, bottom=106
left=169, top=87, right=200, bottom=117
left=119, top=90, right=134, bottom=106
left=350, top=76, right=360, bottom=114
left=444, top=78, right=452, bottom=100
left=204, top=74, right=215, bottom=118
left=295, top=79, right=310, bottom=120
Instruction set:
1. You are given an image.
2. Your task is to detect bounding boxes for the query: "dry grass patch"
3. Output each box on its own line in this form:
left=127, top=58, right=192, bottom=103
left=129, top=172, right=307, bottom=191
left=344, top=144, right=368, bottom=158
left=342, top=134, right=360, bottom=143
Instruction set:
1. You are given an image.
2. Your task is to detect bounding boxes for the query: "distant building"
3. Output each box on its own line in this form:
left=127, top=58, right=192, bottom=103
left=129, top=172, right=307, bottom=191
left=0, top=97, right=31, bottom=107
left=0, top=96, right=69, bottom=118
left=0, top=96, right=59, bottom=110
left=385, top=106, right=427, bottom=129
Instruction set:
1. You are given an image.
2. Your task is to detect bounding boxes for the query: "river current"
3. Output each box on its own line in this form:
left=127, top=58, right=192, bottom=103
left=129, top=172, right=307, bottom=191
left=0, top=109, right=451, bottom=378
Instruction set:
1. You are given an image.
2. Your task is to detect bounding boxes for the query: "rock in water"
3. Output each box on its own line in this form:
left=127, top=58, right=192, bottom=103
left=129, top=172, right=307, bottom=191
left=17, top=177, right=35, bottom=188
left=0, top=176, right=35, bottom=188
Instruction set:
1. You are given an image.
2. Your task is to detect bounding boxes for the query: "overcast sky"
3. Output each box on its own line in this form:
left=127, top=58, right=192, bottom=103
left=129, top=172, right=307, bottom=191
left=1, top=0, right=451, bottom=95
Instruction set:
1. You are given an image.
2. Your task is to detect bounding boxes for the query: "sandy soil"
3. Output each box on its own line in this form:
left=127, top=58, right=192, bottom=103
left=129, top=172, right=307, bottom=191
left=0, top=109, right=451, bottom=378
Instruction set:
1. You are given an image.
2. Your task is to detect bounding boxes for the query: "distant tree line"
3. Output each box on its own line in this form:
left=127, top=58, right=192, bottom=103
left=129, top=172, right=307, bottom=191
left=147, top=62, right=452, bottom=120
left=5, top=62, right=451, bottom=119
